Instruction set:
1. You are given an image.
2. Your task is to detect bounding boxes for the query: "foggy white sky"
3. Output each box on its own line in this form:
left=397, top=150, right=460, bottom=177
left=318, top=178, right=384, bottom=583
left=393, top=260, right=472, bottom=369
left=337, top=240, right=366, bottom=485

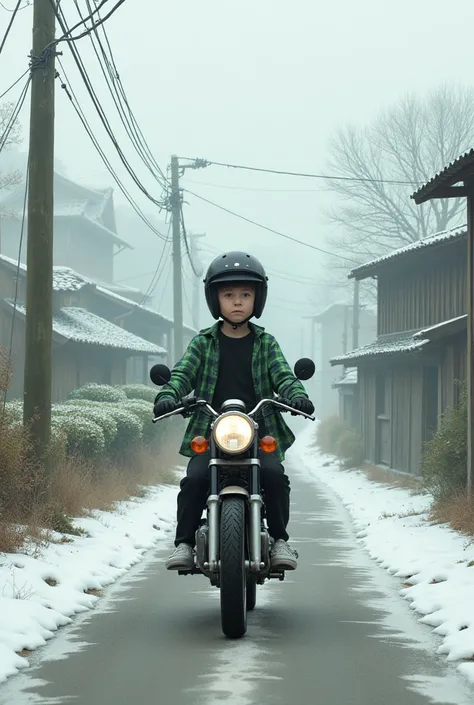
left=1, top=0, right=474, bottom=364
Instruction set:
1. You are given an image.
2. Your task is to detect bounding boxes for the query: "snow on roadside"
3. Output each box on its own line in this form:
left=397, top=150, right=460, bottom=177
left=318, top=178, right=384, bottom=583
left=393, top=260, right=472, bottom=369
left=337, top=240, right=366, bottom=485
left=0, top=480, right=179, bottom=685
left=293, top=426, right=474, bottom=686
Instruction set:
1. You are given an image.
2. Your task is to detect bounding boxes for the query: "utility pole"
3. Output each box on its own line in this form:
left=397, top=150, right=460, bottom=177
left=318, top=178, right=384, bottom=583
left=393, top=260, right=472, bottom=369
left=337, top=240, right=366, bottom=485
left=23, top=0, right=56, bottom=471
left=189, top=232, right=206, bottom=330
left=352, top=279, right=360, bottom=349
left=170, top=154, right=183, bottom=362
left=467, top=180, right=473, bottom=497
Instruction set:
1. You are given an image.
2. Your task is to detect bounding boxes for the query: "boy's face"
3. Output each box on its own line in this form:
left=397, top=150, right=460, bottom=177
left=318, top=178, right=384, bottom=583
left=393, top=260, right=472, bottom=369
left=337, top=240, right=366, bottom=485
left=218, top=284, right=255, bottom=324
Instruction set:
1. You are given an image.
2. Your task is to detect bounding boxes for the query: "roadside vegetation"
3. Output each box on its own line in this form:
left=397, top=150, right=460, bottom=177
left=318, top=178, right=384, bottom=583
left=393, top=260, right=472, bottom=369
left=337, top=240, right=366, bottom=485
left=0, top=350, right=181, bottom=554
left=314, top=381, right=473, bottom=537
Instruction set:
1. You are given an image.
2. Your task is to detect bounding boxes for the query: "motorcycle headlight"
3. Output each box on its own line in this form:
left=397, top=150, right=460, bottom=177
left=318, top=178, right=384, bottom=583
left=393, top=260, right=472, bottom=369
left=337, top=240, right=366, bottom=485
left=213, top=413, right=255, bottom=454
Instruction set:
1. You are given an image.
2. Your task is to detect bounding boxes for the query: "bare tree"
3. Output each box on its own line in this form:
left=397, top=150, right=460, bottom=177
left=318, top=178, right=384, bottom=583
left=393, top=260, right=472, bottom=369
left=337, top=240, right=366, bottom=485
left=0, top=101, right=23, bottom=216
left=325, top=85, right=474, bottom=268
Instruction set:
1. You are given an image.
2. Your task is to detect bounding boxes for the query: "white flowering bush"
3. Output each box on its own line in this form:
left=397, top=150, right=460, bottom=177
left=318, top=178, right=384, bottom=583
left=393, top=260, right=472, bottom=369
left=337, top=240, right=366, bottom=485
left=110, top=407, right=143, bottom=454
left=120, top=384, right=156, bottom=403
left=53, top=403, right=118, bottom=452
left=69, top=383, right=127, bottom=404
left=51, top=415, right=106, bottom=458
left=120, top=398, right=157, bottom=445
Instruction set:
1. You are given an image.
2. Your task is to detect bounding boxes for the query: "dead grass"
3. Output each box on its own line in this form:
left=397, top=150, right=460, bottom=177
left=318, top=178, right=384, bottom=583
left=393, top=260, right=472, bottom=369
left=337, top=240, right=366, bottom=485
left=360, top=463, right=423, bottom=494
left=430, top=494, right=474, bottom=538
left=0, top=415, right=180, bottom=554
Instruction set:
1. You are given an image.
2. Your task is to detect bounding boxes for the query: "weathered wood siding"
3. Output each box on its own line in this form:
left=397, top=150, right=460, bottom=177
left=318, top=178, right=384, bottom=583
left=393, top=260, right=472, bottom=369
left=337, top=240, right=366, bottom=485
left=438, top=331, right=467, bottom=411
left=358, top=367, right=376, bottom=463
left=378, top=240, right=466, bottom=335
left=359, top=361, right=424, bottom=475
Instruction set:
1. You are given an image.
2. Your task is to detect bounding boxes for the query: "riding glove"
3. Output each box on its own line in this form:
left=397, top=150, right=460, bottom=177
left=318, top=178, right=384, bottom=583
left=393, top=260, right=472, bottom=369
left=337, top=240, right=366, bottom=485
left=153, top=397, right=176, bottom=418
left=291, top=397, right=315, bottom=415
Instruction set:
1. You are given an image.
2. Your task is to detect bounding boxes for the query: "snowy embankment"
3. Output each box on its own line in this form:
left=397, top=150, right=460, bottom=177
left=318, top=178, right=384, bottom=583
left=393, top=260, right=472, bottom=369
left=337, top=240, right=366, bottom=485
left=294, top=426, right=474, bottom=685
left=0, top=481, right=179, bottom=685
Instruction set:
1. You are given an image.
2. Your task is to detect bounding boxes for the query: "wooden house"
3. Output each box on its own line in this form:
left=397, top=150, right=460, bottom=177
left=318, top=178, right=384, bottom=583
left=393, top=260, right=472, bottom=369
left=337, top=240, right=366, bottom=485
left=0, top=255, right=168, bottom=401
left=330, top=226, right=467, bottom=475
left=309, top=301, right=376, bottom=418
left=0, top=172, right=128, bottom=283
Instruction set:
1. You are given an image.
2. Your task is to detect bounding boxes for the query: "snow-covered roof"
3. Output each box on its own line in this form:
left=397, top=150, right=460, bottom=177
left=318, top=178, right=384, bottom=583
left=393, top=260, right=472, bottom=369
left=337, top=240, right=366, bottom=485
left=309, top=300, right=352, bottom=320
left=412, top=149, right=474, bottom=204
left=349, top=226, right=467, bottom=281
left=52, top=267, right=90, bottom=292
left=0, top=253, right=26, bottom=273
left=1, top=259, right=197, bottom=334
left=413, top=315, right=467, bottom=340
left=331, top=332, right=429, bottom=365
left=333, top=368, right=358, bottom=387
left=0, top=172, right=129, bottom=248
left=4, top=301, right=166, bottom=355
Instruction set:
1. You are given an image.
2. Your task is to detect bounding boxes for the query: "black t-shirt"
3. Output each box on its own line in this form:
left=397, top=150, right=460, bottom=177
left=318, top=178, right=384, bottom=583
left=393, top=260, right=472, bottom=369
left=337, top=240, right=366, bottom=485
left=212, top=328, right=257, bottom=414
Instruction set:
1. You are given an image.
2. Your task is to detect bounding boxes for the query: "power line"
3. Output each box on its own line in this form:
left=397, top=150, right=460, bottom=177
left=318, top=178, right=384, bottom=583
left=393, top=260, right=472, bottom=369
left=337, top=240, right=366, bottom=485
left=198, top=243, right=349, bottom=287
left=1, top=151, right=29, bottom=417
left=56, top=60, right=169, bottom=242
left=184, top=188, right=359, bottom=263
left=72, top=0, right=168, bottom=192
left=178, top=157, right=422, bottom=186
left=181, top=263, right=194, bottom=323
left=0, top=1, right=31, bottom=9
left=49, top=0, right=127, bottom=46
left=180, top=204, right=201, bottom=278
left=0, top=69, right=30, bottom=100
left=181, top=176, right=329, bottom=194
left=52, top=2, right=169, bottom=213
left=0, top=0, right=22, bottom=57
left=0, top=73, right=30, bottom=153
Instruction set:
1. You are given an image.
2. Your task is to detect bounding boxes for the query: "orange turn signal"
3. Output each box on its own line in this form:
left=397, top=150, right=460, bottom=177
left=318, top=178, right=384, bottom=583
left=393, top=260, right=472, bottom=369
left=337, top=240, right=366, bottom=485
left=191, top=436, right=209, bottom=454
left=259, top=436, right=277, bottom=454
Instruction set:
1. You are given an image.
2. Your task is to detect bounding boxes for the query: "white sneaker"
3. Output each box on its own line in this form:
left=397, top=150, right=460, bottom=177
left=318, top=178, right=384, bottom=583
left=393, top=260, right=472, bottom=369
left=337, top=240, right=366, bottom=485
left=165, top=543, right=194, bottom=570
left=270, top=539, right=298, bottom=570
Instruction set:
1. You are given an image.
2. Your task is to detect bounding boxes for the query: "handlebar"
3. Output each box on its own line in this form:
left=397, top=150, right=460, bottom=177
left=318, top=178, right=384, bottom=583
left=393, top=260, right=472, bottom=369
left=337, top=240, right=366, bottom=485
left=152, top=397, right=315, bottom=424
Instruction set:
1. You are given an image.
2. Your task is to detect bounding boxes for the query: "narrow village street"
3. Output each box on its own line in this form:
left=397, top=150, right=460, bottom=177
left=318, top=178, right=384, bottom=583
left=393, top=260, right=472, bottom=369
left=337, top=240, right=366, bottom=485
left=0, top=440, right=473, bottom=705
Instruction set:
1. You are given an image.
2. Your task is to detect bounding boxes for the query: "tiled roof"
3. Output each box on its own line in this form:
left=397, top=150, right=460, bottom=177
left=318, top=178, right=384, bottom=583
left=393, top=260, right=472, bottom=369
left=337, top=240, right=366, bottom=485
left=333, top=367, right=358, bottom=387
left=4, top=301, right=166, bottom=355
left=330, top=332, right=428, bottom=365
left=411, top=149, right=474, bottom=204
left=0, top=173, right=129, bottom=247
left=52, top=267, right=90, bottom=292
left=1, top=260, right=197, bottom=334
left=349, top=226, right=466, bottom=280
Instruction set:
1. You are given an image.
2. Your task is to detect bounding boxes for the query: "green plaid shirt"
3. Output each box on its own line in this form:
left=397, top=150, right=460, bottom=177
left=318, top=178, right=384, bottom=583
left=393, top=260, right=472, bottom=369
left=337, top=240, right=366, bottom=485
left=155, top=322, right=309, bottom=461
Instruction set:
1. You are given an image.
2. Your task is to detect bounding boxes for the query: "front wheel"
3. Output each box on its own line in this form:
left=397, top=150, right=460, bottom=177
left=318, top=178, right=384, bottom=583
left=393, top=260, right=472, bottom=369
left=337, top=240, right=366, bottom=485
left=220, top=497, right=247, bottom=638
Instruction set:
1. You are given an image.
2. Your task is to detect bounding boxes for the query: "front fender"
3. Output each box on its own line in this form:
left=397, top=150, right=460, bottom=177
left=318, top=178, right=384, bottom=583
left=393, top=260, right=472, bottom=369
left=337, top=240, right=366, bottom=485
left=219, top=486, right=249, bottom=499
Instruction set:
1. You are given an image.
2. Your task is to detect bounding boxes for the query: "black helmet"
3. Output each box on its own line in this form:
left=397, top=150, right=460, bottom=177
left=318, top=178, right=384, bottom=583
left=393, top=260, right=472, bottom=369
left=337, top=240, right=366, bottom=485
left=204, top=251, right=268, bottom=321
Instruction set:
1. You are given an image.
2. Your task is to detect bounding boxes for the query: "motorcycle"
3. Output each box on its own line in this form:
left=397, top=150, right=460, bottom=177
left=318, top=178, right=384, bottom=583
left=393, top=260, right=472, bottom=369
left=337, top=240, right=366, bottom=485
left=150, top=358, right=315, bottom=639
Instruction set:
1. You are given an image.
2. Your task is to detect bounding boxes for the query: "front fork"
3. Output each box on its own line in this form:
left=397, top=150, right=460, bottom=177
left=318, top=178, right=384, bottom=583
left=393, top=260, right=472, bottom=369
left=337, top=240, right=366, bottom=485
left=206, top=438, right=264, bottom=574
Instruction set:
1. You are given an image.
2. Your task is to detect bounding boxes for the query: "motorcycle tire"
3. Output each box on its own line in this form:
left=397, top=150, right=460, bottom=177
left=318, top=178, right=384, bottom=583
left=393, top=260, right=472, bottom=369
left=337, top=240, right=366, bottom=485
left=220, top=497, right=247, bottom=638
left=246, top=578, right=257, bottom=611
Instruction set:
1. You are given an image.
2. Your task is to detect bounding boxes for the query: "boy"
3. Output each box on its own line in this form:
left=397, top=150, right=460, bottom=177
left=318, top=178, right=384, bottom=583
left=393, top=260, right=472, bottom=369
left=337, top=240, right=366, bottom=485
left=153, top=251, right=314, bottom=571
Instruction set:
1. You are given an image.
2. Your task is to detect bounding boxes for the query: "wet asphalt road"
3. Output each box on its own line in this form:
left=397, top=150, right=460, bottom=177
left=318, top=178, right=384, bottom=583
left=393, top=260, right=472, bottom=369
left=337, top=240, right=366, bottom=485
left=1, top=463, right=474, bottom=705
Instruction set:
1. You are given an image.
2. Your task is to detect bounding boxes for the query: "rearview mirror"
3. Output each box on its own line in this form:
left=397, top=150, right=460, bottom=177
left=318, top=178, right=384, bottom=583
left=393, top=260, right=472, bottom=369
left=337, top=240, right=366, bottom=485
left=294, top=358, right=315, bottom=381
left=150, top=364, right=171, bottom=386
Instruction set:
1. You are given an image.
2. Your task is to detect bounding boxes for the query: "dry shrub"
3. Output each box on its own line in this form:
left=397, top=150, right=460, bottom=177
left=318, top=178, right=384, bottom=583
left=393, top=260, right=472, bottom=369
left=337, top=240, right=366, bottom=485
left=336, top=429, right=365, bottom=469
left=420, top=381, right=467, bottom=502
left=430, top=494, right=474, bottom=538
left=316, top=415, right=348, bottom=454
left=0, top=344, right=13, bottom=395
left=49, top=444, right=179, bottom=519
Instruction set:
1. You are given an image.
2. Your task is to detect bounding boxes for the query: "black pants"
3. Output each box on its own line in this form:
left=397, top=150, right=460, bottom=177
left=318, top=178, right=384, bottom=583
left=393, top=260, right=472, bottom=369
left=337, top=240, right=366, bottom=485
left=174, top=451, right=290, bottom=547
